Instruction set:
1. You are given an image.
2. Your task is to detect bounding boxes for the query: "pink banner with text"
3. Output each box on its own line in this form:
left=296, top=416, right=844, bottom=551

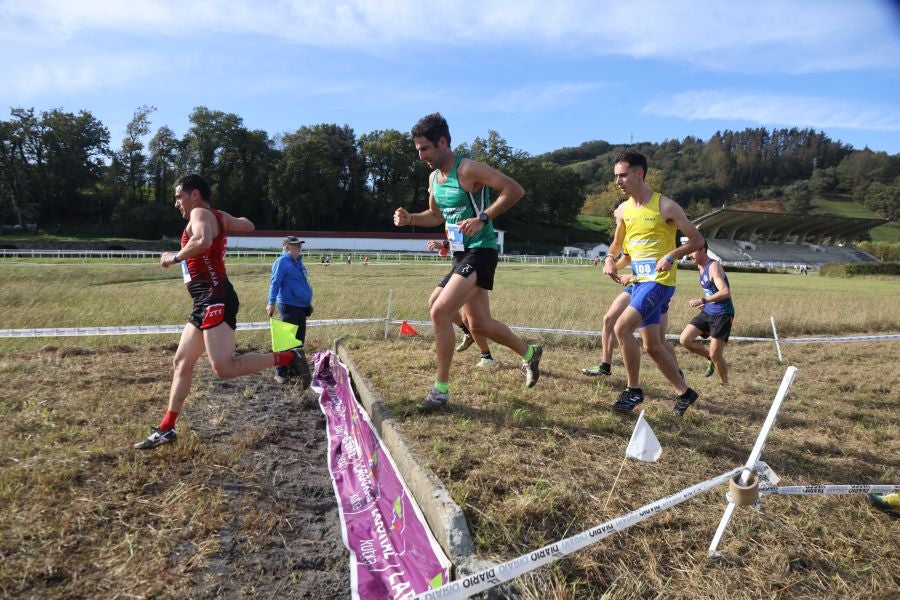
left=312, top=350, right=451, bottom=599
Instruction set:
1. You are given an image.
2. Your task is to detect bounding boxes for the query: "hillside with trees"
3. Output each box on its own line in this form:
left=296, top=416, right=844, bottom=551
left=1, top=107, right=898, bottom=250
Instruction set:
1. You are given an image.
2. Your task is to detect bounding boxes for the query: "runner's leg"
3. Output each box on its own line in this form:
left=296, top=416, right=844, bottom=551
left=709, top=337, right=729, bottom=384
left=166, top=324, right=207, bottom=414
left=430, top=274, right=480, bottom=382
left=679, top=324, right=709, bottom=359
left=614, top=307, right=644, bottom=388
left=204, top=325, right=279, bottom=379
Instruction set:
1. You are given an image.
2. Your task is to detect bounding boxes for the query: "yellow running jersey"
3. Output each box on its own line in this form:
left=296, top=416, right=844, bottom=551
left=622, top=192, right=677, bottom=286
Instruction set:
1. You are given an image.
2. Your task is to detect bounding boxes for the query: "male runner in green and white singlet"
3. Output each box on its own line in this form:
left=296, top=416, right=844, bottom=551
left=393, top=113, right=542, bottom=411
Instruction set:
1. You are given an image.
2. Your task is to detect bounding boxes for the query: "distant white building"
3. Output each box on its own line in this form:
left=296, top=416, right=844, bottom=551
left=561, top=242, right=609, bottom=258
left=229, top=229, right=507, bottom=254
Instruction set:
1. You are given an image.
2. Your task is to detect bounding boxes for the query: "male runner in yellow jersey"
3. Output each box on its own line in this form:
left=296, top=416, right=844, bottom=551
left=606, top=152, right=704, bottom=415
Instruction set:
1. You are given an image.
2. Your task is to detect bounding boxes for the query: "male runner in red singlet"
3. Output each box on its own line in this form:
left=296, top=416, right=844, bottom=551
left=134, top=174, right=309, bottom=450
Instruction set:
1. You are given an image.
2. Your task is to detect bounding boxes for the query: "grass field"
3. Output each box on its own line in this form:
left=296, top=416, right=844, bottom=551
left=1, top=258, right=898, bottom=598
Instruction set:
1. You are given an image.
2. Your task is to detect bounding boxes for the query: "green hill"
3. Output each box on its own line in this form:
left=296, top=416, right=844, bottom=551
left=813, top=195, right=899, bottom=242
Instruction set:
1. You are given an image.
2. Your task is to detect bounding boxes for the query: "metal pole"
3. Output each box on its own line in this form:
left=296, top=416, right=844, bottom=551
left=384, top=289, right=393, bottom=340
left=708, top=365, right=798, bottom=557
left=770, top=316, right=783, bottom=363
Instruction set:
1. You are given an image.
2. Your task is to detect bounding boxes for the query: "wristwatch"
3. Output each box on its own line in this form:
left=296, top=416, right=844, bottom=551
left=478, top=212, right=490, bottom=223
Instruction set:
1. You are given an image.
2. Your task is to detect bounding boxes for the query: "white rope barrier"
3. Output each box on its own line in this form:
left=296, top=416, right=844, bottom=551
left=0, top=318, right=384, bottom=339
left=760, top=484, right=900, bottom=496
left=0, top=318, right=897, bottom=342
left=414, top=466, right=745, bottom=600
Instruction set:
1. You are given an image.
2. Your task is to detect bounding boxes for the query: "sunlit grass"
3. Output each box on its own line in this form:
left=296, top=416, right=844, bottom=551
left=0, top=259, right=897, bottom=598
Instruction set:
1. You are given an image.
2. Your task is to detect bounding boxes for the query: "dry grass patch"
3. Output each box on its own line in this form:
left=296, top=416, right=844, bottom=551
left=345, top=337, right=899, bottom=599
left=0, top=344, right=348, bottom=599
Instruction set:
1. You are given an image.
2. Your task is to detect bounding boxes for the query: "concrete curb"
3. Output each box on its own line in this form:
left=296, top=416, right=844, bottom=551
left=334, top=338, right=494, bottom=578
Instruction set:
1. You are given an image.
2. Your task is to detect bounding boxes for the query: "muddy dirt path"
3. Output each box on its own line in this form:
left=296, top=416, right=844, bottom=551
left=186, top=372, right=350, bottom=598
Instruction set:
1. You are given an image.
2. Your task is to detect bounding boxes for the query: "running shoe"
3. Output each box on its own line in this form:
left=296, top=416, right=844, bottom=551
left=456, top=333, right=475, bottom=352
left=134, top=427, right=177, bottom=450
left=704, top=360, right=715, bottom=378
left=475, top=357, right=496, bottom=369
left=612, top=388, right=644, bottom=413
left=417, top=387, right=450, bottom=411
left=274, top=366, right=289, bottom=384
left=523, top=345, right=543, bottom=388
left=581, top=365, right=611, bottom=377
left=673, top=388, right=699, bottom=416
left=290, top=348, right=312, bottom=389
left=868, top=492, right=900, bottom=513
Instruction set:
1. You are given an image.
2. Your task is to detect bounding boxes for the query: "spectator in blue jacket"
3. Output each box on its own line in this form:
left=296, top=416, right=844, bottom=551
left=267, top=236, right=313, bottom=383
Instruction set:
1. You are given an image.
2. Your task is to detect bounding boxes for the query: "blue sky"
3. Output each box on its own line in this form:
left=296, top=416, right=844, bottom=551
left=2, top=0, right=899, bottom=157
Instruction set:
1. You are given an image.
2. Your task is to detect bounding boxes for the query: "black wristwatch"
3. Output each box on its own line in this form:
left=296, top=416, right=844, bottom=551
left=478, top=212, right=490, bottom=223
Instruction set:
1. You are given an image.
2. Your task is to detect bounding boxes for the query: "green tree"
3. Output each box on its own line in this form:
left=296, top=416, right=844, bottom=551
left=784, top=180, right=813, bottom=214
left=269, top=124, right=363, bottom=230
left=11, top=108, right=110, bottom=226
left=182, top=107, right=278, bottom=224
left=359, top=129, right=425, bottom=226
left=148, top=125, right=181, bottom=205
left=117, top=105, right=156, bottom=204
left=855, top=181, right=900, bottom=220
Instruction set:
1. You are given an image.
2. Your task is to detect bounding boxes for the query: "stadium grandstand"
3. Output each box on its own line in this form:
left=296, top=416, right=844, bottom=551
left=693, top=209, right=887, bottom=267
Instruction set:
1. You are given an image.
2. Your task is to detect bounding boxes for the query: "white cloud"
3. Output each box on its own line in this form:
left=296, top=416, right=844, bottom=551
left=2, top=53, right=163, bottom=100
left=479, top=82, right=606, bottom=114
left=643, top=90, right=900, bottom=132
left=2, top=0, right=897, bottom=73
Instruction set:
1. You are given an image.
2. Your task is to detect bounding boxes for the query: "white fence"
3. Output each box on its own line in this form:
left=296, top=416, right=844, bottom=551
left=0, top=248, right=606, bottom=266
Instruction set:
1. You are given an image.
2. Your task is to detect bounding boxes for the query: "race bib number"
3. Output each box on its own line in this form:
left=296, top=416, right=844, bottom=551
left=181, top=260, right=191, bottom=283
left=446, top=223, right=465, bottom=252
left=632, top=258, right=657, bottom=280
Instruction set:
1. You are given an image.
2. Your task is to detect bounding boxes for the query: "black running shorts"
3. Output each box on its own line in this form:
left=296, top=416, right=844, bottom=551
left=448, top=248, right=499, bottom=291
left=688, top=311, right=734, bottom=341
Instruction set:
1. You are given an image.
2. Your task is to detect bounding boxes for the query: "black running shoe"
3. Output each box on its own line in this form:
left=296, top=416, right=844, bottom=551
left=612, top=387, right=644, bottom=413
left=134, top=427, right=177, bottom=450
left=673, top=387, right=699, bottom=416
left=290, top=348, right=312, bottom=389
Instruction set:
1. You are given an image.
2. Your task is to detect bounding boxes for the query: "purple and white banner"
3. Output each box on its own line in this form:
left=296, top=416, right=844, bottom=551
left=312, top=350, right=451, bottom=599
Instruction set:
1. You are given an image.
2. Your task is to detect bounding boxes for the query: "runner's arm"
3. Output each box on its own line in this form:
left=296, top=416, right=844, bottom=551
left=656, top=197, right=704, bottom=272
left=705, top=261, right=731, bottom=303
left=162, top=210, right=216, bottom=267
left=394, top=175, right=444, bottom=228
left=219, top=211, right=256, bottom=233
left=603, top=217, right=626, bottom=282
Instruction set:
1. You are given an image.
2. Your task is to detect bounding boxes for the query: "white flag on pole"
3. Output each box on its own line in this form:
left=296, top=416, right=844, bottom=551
left=625, top=410, right=662, bottom=462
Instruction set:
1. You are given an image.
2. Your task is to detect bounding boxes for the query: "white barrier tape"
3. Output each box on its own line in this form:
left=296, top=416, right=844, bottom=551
left=0, top=318, right=385, bottom=339
left=778, top=334, right=900, bottom=343
left=393, top=321, right=898, bottom=344
left=759, top=484, right=900, bottom=496
left=415, top=466, right=744, bottom=600
left=2, top=318, right=898, bottom=343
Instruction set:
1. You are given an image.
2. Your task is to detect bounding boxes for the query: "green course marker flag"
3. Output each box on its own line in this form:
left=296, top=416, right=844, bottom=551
left=270, top=318, right=301, bottom=352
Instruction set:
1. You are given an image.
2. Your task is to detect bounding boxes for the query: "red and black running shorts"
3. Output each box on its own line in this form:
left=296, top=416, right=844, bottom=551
left=188, top=279, right=240, bottom=330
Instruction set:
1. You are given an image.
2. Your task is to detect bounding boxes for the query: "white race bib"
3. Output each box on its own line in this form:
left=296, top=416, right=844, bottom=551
left=632, top=258, right=657, bottom=280
left=446, top=223, right=465, bottom=252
